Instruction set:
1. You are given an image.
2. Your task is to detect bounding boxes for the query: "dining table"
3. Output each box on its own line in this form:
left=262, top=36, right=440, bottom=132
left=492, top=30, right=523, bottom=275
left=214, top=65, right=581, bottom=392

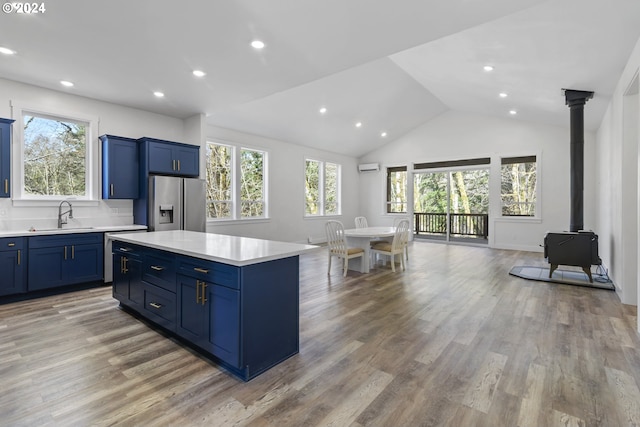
left=343, top=226, right=397, bottom=273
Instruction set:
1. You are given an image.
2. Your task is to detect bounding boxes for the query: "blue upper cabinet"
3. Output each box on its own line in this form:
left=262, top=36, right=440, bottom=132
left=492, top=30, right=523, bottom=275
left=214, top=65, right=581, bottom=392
left=100, top=135, right=139, bottom=199
left=141, top=137, right=199, bottom=177
left=0, top=118, right=15, bottom=198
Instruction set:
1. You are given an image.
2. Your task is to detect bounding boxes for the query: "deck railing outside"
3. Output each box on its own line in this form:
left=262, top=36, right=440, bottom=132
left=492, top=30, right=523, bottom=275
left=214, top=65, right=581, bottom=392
left=414, top=212, right=489, bottom=239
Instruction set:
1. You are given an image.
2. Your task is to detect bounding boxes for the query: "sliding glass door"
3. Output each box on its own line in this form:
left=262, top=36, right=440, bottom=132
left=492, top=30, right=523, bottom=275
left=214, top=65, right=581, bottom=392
left=413, top=168, right=489, bottom=243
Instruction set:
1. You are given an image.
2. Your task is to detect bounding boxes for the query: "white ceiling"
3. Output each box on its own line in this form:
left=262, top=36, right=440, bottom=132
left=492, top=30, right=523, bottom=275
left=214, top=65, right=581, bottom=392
left=1, top=0, right=639, bottom=158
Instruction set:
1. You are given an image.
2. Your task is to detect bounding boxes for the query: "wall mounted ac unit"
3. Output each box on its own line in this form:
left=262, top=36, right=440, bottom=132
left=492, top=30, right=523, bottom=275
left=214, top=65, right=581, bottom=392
left=358, top=163, right=380, bottom=172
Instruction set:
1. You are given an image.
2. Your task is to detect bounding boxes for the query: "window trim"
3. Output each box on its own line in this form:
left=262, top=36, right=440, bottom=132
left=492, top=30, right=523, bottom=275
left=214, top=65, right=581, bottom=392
left=10, top=101, right=99, bottom=203
left=205, top=139, right=269, bottom=222
left=304, top=157, right=342, bottom=217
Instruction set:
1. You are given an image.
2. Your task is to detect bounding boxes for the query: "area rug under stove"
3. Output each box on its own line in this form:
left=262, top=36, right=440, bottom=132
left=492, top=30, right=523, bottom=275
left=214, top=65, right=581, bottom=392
left=509, top=266, right=615, bottom=290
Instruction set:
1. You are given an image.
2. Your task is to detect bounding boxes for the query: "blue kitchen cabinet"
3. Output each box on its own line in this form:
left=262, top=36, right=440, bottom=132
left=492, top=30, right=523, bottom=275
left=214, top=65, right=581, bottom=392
left=100, top=135, right=139, bottom=199
left=0, top=118, right=15, bottom=198
left=141, top=138, right=199, bottom=177
left=28, top=233, right=104, bottom=291
left=0, top=237, right=26, bottom=296
left=112, top=242, right=143, bottom=309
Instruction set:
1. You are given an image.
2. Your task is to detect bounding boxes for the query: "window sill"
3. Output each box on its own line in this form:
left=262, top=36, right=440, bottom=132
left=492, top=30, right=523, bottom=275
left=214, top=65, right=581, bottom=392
left=207, top=217, right=270, bottom=226
left=494, top=216, right=542, bottom=224
left=12, top=199, right=100, bottom=208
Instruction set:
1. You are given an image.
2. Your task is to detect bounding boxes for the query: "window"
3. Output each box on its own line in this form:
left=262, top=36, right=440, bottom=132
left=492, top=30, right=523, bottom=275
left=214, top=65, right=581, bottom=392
left=501, top=156, right=537, bottom=216
left=20, top=110, right=91, bottom=199
left=305, top=159, right=341, bottom=216
left=386, top=166, right=407, bottom=213
left=206, top=141, right=267, bottom=220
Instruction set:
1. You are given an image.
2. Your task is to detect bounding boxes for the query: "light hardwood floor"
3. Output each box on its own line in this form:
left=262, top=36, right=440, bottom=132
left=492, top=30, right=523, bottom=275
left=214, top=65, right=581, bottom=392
left=1, top=241, right=639, bottom=426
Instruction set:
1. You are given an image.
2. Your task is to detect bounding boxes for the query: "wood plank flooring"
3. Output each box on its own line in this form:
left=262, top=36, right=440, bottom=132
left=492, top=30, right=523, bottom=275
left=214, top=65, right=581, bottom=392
left=1, top=241, right=639, bottom=426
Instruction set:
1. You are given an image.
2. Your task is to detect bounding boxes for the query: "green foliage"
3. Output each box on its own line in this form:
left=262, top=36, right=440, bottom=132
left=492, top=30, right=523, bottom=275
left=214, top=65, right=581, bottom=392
left=23, top=115, right=87, bottom=196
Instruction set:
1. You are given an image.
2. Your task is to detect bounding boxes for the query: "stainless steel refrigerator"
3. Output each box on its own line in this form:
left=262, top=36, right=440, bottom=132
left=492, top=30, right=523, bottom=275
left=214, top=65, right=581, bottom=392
left=148, top=175, right=206, bottom=232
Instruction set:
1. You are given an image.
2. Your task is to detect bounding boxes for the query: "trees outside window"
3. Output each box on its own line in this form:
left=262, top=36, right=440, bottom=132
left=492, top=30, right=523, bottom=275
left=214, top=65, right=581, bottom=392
left=22, top=113, right=88, bottom=198
left=305, top=159, right=341, bottom=216
left=501, top=156, right=537, bottom=216
left=386, top=166, right=407, bottom=213
left=206, top=141, right=267, bottom=220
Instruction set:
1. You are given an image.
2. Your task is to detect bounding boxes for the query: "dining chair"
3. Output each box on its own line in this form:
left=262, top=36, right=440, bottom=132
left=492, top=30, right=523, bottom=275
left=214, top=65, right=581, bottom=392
left=370, top=219, right=410, bottom=272
left=355, top=216, right=368, bottom=228
left=392, top=216, right=410, bottom=261
left=325, top=220, right=365, bottom=277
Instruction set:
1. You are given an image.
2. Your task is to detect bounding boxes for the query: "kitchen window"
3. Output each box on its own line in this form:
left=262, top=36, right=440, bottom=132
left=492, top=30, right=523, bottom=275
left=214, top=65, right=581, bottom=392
left=386, top=166, right=407, bottom=213
left=14, top=107, right=96, bottom=201
left=206, top=141, right=267, bottom=220
left=305, top=159, right=341, bottom=216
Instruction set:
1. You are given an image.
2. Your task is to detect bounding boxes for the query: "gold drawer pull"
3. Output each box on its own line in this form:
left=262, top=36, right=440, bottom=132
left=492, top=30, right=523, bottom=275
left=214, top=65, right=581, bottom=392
left=7, top=242, right=15, bottom=247
left=150, top=265, right=164, bottom=271
left=119, top=247, right=132, bottom=252
left=149, top=302, right=162, bottom=309
left=193, top=267, right=209, bottom=274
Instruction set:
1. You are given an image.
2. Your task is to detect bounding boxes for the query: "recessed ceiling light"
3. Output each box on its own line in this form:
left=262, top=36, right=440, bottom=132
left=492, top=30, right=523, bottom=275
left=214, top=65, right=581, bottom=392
left=319, top=107, right=327, bottom=114
left=192, top=70, right=206, bottom=77
left=0, top=47, right=16, bottom=55
left=381, top=132, right=387, bottom=137
left=355, top=122, right=362, bottom=128
left=153, top=91, right=165, bottom=98
left=60, top=80, right=74, bottom=87
left=499, top=92, right=508, bottom=98
left=251, top=40, right=265, bottom=49
left=509, top=110, right=517, bottom=115
left=483, top=65, right=494, bottom=72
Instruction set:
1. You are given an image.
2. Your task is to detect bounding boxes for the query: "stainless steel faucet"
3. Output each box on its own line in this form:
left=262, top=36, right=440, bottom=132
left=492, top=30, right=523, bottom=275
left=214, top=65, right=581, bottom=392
left=58, top=200, right=73, bottom=228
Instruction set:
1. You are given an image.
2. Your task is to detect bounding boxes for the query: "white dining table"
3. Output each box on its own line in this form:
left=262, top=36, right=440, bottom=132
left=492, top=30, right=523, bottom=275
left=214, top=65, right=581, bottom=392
left=344, top=226, right=396, bottom=273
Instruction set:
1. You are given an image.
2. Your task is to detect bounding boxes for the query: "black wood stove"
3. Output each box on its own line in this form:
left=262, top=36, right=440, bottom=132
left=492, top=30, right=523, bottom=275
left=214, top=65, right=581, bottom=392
left=543, top=89, right=601, bottom=283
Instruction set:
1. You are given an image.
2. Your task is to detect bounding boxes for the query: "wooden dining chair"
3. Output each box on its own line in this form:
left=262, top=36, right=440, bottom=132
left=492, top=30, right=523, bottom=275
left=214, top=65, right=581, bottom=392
left=325, top=220, right=365, bottom=277
left=392, top=216, right=410, bottom=260
left=370, top=219, right=410, bottom=272
left=355, top=216, right=368, bottom=228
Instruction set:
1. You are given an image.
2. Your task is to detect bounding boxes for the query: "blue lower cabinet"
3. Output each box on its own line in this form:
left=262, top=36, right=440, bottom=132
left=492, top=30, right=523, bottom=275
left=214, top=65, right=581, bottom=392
left=142, top=282, right=176, bottom=332
left=0, top=237, right=26, bottom=296
left=113, top=253, right=143, bottom=309
left=28, top=233, right=103, bottom=291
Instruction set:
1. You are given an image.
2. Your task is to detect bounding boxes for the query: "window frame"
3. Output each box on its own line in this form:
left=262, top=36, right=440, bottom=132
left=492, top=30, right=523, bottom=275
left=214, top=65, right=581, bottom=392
left=11, top=102, right=99, bottom=204
left=500, top=155, right=538, bottom=218
left=386, top=165, right=408, bottom=214
left=205, top=139, right=269, bottom=222
left=304, top=158, right=342, bottom=217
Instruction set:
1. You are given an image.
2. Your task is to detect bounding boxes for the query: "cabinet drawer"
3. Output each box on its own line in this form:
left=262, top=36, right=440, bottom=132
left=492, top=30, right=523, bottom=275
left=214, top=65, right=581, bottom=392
left=143, top=251, right=177, bottom=292
left=0, top=237, right=25, bottom=251
left=29, top=232, right=103, bottom=249
left=142, top=283, right=176, bottom=331
left=178, top=257, right=239, bottom=289
left=113, top=241, right=142, bottom=258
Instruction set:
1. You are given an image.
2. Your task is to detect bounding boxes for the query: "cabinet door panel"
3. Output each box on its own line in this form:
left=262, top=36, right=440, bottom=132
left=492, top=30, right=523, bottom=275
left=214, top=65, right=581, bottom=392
left=176, top=275, right=206, bottom=343
left=69, top=243, right=103, bottom=284
left=174, top=145, right=199, bottom=176
left=28, top=247, right=65, bottom=291
left=147, top=141, right=175, bottom=174
left=0, top=119, right=13, bottom=198
left=102, top=136, right=139, bottom=199
left=0, top=250, right=25, bottom=296
left=207, top=284, right=240, bottom=368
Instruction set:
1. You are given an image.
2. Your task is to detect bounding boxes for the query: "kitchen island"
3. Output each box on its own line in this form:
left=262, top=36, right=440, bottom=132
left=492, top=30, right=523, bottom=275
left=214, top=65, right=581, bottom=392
left=110, top=230, right=318, bottom=381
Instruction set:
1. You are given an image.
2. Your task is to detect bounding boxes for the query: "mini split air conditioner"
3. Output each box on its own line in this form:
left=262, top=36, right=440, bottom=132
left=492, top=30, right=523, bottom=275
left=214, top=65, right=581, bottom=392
left=357, top=163, right=380, bottom=172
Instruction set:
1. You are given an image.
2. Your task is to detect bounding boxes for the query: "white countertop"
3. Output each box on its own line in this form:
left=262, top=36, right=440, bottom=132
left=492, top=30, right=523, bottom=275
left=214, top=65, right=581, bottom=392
left=109, top=230, right=320, bottom=266
left=0, top=224, right=147, bottom=238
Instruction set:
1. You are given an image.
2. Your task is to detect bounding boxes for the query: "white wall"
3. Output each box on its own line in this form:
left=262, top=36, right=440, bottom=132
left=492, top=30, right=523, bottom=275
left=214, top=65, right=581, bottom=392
left=358, top=110, right=596, bottom=252
left=595, top=35, right=640, bottom=310
left=204, top=126, right=360, bottom=244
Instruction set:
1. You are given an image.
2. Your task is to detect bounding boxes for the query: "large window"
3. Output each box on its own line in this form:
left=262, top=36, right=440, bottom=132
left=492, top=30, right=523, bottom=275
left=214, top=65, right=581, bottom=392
left=386, top=166, right=407, bottom=213
left=501, top=156, right=537, bottom=216
left=305, top=159, right=341, bottom=216
left=20, top=111, right=91, bottom=199
left=206, top=141, right=267, bottom=220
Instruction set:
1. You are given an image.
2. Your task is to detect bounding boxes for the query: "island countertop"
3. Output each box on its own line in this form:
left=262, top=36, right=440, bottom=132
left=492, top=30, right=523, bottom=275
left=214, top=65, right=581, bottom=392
left=108, top=230, right=320, bottom=266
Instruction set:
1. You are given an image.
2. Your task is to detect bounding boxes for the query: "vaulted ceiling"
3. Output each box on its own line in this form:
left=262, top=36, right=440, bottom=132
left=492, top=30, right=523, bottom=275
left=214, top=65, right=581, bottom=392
left=1, top=0, right=639, bottom=157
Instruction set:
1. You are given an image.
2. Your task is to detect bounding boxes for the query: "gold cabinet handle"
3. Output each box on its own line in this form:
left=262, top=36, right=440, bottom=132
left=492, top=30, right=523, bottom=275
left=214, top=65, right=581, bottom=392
left=177, top=159, right=180, bottom=171
left=17, top=249, right=21, bottom=266
left=193, top=267, right=209, bottom=274
left=123, top=257, right=128, bottom=273
left=119, top=247, right=131, bottom=252
left=151, top=265, right=164, bottom=271
left=7, top=242, right=15, bottom=247
left=149, top=302, right=162, bottom=309
left=201, top=283, right=207, bottom=305
left=4, top=178, right=7, bottom=194
left=110, top=184, right=114, bottom=196
left=172, top=159, right=176, bottom=171
left=72, top=245, right=75, bottom=259
left=64, top=246, right=67, bottom=260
